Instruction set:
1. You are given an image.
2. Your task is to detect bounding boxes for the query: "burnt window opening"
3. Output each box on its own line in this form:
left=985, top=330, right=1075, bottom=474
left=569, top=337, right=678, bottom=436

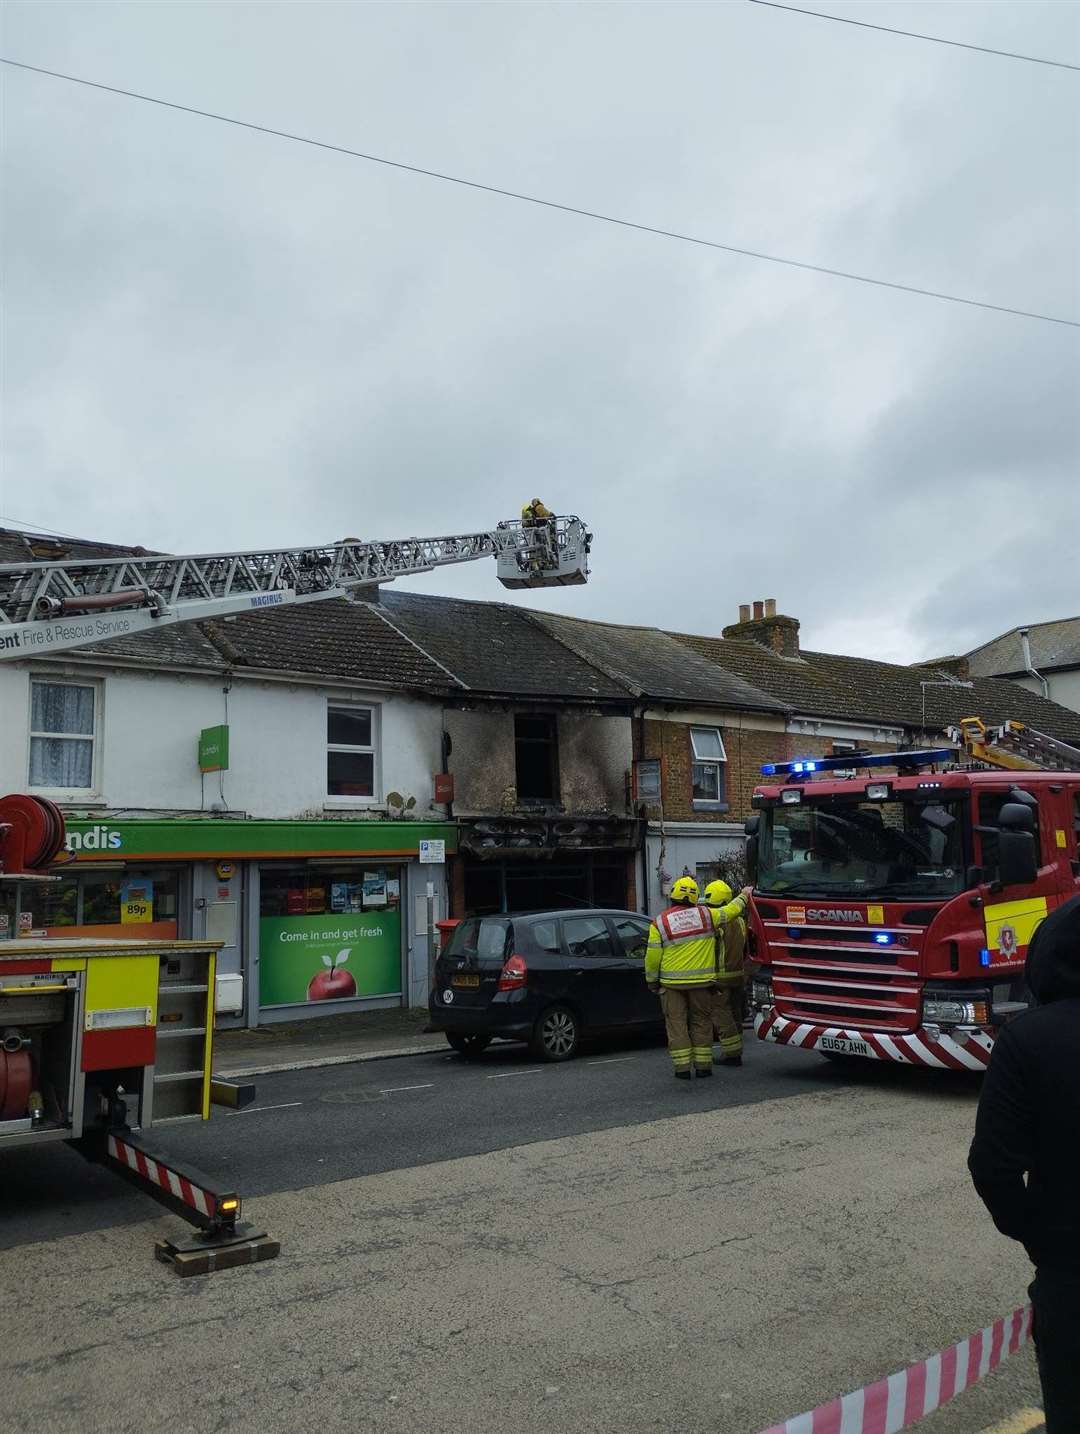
left=515, top=714, right=559, bottom=802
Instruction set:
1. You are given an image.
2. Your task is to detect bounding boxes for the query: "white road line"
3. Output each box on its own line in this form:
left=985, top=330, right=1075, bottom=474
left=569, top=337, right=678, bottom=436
left=486, top=1068, right=544, bottom=1079
left=226, top=1100, right=303, bottom=1116
left=379, top=1083, right=435, bottom=1094
left=587, top=1057, right=634, bottom=1066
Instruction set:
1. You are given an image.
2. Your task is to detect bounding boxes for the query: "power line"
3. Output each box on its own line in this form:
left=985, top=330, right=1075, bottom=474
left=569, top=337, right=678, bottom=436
left=0, top=514, right=92, bottom=541
left=747, top=1, right=1080, bottom=73
left=2, top=54, right=1077, bottom=329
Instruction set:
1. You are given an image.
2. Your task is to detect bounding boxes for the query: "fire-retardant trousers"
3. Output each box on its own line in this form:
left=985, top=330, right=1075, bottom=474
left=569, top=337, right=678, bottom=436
left=711, top=981, right=743, bottom=1061
left=660, top=987, right=714, bottom=1073
left=1030, top=1269, right=1080, bottom=1433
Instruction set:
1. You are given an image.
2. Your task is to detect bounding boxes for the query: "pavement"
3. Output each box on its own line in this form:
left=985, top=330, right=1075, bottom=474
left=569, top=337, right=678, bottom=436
left=3, top=1038, right=1045, bottom=1434
left=213, top=1005, right=446, bottom=1077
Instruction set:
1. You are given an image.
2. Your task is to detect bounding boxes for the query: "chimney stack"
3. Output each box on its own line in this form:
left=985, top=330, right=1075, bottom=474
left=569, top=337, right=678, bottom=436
left=723, top=599, right=801, bottom=659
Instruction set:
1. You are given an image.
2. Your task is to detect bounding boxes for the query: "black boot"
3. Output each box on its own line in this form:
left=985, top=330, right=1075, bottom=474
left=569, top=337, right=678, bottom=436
left=722, top=1055, right=743, bottom=1067
left=695, top=1066, right=713, bottom=1078
left=674, top=1070, right=691, bottom=1081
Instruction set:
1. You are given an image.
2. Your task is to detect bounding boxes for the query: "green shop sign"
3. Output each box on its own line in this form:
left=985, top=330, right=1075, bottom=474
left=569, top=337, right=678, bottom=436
left=198, top=724, right=230, bottom=773
left=259, top=911, right=401, bottom=1006
left=62, top=818, right=457, bottom=861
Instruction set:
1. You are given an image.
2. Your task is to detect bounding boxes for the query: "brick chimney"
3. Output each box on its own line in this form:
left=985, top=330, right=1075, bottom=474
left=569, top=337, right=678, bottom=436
left=723, top=598, right=801, bottom=658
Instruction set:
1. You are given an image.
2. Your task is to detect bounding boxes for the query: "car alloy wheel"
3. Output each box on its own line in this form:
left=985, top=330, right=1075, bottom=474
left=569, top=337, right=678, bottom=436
left=532, top=1004, right=580, bottom=1062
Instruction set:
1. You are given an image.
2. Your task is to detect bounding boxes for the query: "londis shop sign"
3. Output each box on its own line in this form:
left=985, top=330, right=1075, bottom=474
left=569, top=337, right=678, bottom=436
left=62, top=819, right=458, bottom=862
left=259, top=912, right=401, bottom=1006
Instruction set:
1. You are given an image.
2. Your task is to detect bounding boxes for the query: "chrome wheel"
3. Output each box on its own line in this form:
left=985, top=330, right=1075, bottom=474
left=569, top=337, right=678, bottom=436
left=532, top=1005, right=580, bottom=1062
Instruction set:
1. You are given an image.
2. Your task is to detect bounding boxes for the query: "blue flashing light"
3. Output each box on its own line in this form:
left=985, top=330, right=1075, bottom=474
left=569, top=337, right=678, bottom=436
left=979, top=948, right=991, bottom=968
left=873, top=932, right=892, bottom=945
left=787, top=928, right=802, bottom=939
left=759, top=748, right=954, bottom=779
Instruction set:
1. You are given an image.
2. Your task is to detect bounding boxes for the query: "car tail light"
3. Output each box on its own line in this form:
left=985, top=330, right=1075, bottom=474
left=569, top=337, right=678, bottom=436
left=497, top=954, right=528, bottom=992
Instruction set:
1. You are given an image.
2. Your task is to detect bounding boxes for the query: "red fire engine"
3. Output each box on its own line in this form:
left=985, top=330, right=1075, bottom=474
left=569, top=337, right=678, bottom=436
left=746, top=721, right=1080, bottom=1071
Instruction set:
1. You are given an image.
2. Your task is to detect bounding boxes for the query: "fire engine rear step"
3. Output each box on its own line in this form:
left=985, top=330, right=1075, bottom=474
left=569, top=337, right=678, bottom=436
left=97, top=1128, right=281, bottom=1276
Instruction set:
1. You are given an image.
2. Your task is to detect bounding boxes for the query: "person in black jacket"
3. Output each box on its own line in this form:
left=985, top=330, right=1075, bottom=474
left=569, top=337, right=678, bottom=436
left=968, top=894, right=1080, bottom=1433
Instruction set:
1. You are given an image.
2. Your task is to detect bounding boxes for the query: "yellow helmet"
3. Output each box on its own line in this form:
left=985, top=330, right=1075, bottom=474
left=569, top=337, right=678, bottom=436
left=669, top=876, right=699, bottom=904
left=703, top=879, right=733, bottom=907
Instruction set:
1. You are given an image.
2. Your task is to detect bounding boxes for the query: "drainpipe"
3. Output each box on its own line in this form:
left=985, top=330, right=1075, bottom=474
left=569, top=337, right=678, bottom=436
left=636, top=706, right=650, bottom=915
left=1019, top=628, right=1049, bottom=699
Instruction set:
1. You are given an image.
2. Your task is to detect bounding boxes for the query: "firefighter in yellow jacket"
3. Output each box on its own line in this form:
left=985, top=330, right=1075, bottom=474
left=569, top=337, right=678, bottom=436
left=646, top=876, right=750, bottom=1080
left=704, top=879, right=748, bottom=1067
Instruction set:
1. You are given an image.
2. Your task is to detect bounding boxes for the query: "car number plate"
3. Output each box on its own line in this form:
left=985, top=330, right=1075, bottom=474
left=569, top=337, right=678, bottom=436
left=820, top=1034, right=871, bottom=1058
left=451, top=973, right=480, bottom=988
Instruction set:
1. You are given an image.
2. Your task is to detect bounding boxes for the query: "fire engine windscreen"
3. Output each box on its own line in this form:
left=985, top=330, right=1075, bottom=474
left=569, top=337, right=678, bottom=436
left=757, top=795, right=965, bottom=899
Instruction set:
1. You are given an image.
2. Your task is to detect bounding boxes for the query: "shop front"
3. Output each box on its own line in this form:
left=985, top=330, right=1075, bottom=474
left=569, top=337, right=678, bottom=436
left=0, top=817, right=456, bottom=1026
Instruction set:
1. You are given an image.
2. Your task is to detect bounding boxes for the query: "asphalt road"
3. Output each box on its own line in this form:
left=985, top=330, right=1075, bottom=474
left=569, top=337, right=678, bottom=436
left=2, top=1037, right=1045, bottom=1433
left=2, top=1033, right=855, bottom=1246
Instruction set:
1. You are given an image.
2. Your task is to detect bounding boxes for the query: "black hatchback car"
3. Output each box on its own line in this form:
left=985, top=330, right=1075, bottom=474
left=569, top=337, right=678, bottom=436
left=428, top=908, right=662, bottom=1061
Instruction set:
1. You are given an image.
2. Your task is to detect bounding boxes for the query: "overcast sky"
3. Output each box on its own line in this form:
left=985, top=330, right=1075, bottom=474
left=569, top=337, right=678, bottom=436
left=2, top=2, right=1077, bottom=664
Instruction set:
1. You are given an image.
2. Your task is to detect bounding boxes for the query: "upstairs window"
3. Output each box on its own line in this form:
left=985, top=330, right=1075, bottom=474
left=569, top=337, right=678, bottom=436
left=327, top=705, right=376, bottom=798
left=690, top=727, right=727, bottom=803
left=515, top=714, right=559, bottom=801
left=29, top=680, right=98, bottom=792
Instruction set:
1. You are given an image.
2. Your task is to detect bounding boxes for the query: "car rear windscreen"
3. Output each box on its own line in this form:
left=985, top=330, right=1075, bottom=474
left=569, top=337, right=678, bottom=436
left=444, top=917, right=512, bottom=961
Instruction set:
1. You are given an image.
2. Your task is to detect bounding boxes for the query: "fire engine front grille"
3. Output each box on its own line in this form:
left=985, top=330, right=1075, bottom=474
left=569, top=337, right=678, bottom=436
left=769, top=940, right=921, bottom=1032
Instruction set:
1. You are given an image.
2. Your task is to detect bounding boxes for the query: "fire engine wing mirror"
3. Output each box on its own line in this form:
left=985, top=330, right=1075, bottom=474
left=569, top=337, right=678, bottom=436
left=744, top=815, right=760, bottom=884
left=998, top=801, right=1036, bottom=833
left=997, top=828, right=1037, bottom=889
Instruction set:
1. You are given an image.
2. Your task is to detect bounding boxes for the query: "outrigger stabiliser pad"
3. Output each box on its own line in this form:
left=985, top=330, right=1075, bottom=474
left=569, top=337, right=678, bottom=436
left=90, top=1126, right=281, bottom=1276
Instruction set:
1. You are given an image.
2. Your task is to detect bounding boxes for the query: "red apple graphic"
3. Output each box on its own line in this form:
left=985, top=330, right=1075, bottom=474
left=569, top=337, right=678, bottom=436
left=307, top=948, right=357, bottom=1002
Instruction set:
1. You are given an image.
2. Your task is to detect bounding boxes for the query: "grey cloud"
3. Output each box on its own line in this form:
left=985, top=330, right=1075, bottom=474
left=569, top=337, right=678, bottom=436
left=1, top=0, right=1077, bottom=663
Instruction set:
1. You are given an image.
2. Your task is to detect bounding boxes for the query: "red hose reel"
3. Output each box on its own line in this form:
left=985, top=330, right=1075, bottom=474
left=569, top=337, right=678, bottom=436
left=0, top=1048, right=32, bottom=1120
left=0, top=794, right=67, bottom=875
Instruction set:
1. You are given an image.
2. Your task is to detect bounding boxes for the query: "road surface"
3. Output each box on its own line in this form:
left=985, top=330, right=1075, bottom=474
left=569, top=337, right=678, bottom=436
left=2, top=1036, right=1043, bottom=1433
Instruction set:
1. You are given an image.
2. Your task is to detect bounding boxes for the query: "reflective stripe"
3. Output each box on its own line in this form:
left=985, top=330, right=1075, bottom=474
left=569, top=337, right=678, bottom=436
left=659, top=967, right=716, bottom=980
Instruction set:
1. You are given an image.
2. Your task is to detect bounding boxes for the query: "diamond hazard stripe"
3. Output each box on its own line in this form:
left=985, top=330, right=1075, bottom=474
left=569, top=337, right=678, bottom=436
left=107, top=1134, right=216, bottom=1219
left=756, top=1305, right=1032, bottom=1434
left=756, top=1013, right=993, bottom=1070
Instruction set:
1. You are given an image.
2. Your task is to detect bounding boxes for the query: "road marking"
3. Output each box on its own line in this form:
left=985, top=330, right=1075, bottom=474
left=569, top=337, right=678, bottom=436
left=379, top=1083, right=435, bottom=1094
left=587, top=1057, right=634, bottom=1066
left=977, top=1410, right=1045, bottom=1434
left=486, top=1068, right=544, bottom=1079
left=226, top=1100, right=303, bottom=1116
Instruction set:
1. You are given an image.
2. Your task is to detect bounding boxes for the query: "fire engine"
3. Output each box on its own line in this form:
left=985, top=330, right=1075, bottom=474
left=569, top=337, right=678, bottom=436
left=746, top=720, right=1080, bottom=1071
left=0, top=510, right=589, bottom=1268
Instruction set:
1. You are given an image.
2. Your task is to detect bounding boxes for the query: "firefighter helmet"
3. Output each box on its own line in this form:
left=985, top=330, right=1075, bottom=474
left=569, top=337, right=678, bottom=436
left=703, top=879, right=733, bottom=907
left=669, top=876, right=699, bottom=903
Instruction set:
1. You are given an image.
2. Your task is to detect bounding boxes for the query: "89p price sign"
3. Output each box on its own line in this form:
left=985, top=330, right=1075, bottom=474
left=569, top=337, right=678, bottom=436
left=120, top=879, right=154, bottom=925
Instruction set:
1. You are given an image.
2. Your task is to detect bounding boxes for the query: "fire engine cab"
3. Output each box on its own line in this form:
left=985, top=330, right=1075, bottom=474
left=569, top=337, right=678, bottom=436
left=746, top=729, right=1080, bottom=1071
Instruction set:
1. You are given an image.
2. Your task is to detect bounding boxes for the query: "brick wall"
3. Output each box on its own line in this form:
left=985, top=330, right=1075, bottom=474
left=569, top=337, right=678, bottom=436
left=636, top=720, right=897, bottom=823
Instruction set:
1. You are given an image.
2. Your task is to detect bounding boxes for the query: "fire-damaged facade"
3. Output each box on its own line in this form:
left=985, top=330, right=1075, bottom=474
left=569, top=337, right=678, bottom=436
left=373, top=593, right=639, bottom=915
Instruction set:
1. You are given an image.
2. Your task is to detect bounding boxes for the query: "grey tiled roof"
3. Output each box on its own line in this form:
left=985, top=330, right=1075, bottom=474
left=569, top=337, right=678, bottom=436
left=964, top=618, right=1080, bottom=677
left=673, top=626, right=1080, bottom=745
left=378, top=592, right=633, bottom=700
left=530, top=613, right=787, bottom=711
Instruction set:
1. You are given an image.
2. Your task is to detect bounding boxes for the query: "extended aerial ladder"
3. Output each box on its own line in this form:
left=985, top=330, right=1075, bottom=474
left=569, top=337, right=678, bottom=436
left=950, top=716, right=1080, bottom=773
left=0, top=512, right=591, bottom=660
left=0, top=506, right=591, bottom=1270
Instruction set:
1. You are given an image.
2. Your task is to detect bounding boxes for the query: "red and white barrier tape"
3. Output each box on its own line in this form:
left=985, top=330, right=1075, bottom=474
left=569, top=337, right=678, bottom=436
left=757, top=1303, right=1033, bottom=1434
left=107, top=1133, right=215, bottom=1218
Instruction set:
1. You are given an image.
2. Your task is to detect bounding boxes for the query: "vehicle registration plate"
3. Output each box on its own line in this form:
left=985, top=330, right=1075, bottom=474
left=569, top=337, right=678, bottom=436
left=451, top=973, right=480, bottom=988
left=820, top=1034, right=871, bottom=1058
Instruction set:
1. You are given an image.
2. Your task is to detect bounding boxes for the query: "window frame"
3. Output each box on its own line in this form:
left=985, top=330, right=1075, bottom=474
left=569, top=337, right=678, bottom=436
left=514, top=712, right=560, bottom=804
left=689, top=726, right=727, bottom=809
left=27, top=678, right=101, bottom=798
left=325, top=701, right=380, bottom=804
